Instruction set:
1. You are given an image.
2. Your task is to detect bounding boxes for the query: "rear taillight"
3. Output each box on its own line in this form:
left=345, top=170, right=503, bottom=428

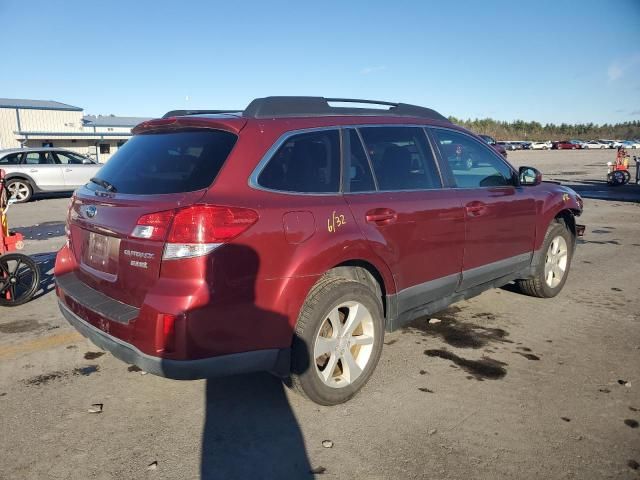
left=131, top=205, right=258, bottom=260
left=168, top=205, right=258, bottom=243
left=132, top=211, right=174, bottom=241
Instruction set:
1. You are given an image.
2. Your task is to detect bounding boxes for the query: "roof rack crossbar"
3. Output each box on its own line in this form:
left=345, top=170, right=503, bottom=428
left=162, top=109, right=241, bottom=119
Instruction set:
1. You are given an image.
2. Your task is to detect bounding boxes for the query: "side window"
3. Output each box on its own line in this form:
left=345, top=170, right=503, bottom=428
left=24, top=152, right=43, bottom=164
left=0, top=153, right=22, bottom=165
left=431, top=129, right=514, bottom=188
left=347, top=130, right=376, bottom=192
left=358, top=127, right=440, bottom=191
left=258, top=130, right=341, bottom=193
left=55, top=152, right=85, bottom=165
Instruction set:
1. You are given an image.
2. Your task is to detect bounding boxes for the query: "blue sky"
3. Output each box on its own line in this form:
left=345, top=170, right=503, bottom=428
left=1, top=0, right=639, bottom=124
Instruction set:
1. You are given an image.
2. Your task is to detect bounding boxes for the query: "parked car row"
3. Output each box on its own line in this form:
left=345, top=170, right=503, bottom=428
left=488, top=139, right=640, bottom=151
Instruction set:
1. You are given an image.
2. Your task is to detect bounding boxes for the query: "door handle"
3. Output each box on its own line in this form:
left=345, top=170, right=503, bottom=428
left=365, top=208, right=397, bottom=225
left=65, top=168, right=72, bottom=172
left=465, top=201, right=487, bottom=217
left=30, top=169, right=38, bottom=173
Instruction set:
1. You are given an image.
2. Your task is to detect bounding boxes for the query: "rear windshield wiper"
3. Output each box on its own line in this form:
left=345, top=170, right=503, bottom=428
left=90, top=177, right=117, bottom=192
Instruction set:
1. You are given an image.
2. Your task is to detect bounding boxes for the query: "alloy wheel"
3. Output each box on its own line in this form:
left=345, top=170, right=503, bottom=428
left=544, top=236, right=568, bottom=288
left=313, top=301, right=375, bottom=389
left=7, top=181, right=30, bottom=202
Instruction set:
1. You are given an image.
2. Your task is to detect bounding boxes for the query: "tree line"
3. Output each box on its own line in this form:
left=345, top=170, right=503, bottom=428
left=448, top=117, right=640, bottom=142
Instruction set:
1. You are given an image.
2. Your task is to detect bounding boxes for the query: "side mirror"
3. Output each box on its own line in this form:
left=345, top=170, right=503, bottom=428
left=82, top=159, right=93, bottom=164
left=519, top=166, right=542, bottom=186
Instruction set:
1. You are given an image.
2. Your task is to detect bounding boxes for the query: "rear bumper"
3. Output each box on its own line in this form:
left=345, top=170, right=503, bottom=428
left=59, top=299, right=289, bottom=380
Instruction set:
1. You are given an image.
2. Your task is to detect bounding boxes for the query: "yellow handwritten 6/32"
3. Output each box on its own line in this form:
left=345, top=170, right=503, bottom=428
left=327, top=211, right=346, bottom=233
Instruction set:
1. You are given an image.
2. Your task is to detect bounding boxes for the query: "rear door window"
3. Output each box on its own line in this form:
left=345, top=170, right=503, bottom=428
left=358, top=127, right=441, bottom=191
left=257, top=130, right=341, bottom=193
left=89, top=130, right=237, bottom=194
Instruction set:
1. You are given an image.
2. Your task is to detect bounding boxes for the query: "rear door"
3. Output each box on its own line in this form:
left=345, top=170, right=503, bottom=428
left=22, top=151, right=65, bottom=190
left=429, top=127, right=536, bottom=290
left=68, top=129, right=238, bottom=307
left=343, top=126, right=465, bottom=314
left=54, top=151, right=102, bottom=188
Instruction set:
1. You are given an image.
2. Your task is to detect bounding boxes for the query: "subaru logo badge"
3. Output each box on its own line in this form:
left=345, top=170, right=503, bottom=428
left=86, top=206, right=97, bottom=218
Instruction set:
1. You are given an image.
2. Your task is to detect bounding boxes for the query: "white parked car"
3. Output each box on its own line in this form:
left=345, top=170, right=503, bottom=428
left=529, top=141, right=552, bottom=150
left=0, top=147, right=102, bottom=203
left=621, top=140, right=640, bottom=149
left=582, top=141, right=607, bottom=149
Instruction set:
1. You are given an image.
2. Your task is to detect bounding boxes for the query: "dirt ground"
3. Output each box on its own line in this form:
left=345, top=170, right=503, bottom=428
left=0, top=149, right=638, bottom=480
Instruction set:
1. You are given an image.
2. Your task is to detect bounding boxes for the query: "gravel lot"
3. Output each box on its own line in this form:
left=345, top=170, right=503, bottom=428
left=1, top=150, right=639, bottom=480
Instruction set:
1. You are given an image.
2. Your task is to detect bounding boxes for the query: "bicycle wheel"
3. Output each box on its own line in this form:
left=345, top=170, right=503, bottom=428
left=0, top=253, right=40, bottom=306
left=607, top=171, right=626, bottom=186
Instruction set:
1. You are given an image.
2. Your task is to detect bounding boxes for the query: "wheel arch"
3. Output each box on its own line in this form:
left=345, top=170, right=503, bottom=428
left=325, top=260, right=389, bottom=318
left=535, top=189, right=582, bottom=250
left=4, top=173, right=39, bottom=193
left=554, top=208, right=581, bottom=237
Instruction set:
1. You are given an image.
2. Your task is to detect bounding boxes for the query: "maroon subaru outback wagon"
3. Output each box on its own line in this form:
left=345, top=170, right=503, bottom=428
left=55, top=97, right=584, bottom=405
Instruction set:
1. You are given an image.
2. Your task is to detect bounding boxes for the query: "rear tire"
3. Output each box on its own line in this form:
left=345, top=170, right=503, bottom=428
left=517, top=220, right=574, bottom=298
left=6, top=179, right=33, bottom=203
left=289, top=276, right=384, bottom=405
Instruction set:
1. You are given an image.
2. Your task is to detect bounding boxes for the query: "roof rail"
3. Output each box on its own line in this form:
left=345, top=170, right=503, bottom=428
left=243, top=96, right=450, bottom=122
left=162, top=109, right=241, bottom=119
left=161, top=97, right=450, bottom=122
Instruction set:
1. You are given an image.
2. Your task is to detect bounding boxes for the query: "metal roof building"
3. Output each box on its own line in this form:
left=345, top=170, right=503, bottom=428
left=0, top=98, right=150, bottom=162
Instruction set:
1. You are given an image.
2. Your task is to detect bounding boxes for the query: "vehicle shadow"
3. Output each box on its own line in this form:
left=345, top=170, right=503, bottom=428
left=201, top=373, right=312, bottom=479
left=161, top=244, right=312, bottom=479
left=30, top=252, right=57, bottom=300
left=550, top=178, right=640, bottom=203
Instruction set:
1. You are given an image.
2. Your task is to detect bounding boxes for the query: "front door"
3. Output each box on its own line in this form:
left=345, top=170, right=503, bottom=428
left=343, top=127, right=465, bottom=314
left=429, top=127, right=537, bottom=290
left=54, top=151, right=102, bottom=189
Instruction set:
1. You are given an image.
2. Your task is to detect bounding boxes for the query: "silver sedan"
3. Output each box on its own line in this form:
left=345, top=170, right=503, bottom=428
left=0, top=148, right=102, bottom=202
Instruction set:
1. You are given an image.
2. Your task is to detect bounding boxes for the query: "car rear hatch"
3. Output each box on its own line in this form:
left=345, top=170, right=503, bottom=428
left=66, top=118, right=245, bottom=309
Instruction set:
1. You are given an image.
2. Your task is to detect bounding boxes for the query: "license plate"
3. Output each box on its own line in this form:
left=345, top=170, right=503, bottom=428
left=83, top=231, right=118, bottom=274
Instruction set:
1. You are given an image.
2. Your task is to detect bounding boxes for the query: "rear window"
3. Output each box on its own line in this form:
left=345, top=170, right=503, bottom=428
left=89, top=130, right=237, bottom=194
left=0, top=152, right=22, bottom=165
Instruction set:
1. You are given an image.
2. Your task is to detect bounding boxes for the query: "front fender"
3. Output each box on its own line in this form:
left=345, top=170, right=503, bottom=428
left=534, top=185, right=583, bottom=250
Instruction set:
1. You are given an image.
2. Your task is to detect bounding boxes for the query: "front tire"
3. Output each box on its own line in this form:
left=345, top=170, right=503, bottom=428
left=6, top=179, right=33, bottom=203
left=517, top=220, right=574, bottom=298
left=289, top=277, right=384, bottom=405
